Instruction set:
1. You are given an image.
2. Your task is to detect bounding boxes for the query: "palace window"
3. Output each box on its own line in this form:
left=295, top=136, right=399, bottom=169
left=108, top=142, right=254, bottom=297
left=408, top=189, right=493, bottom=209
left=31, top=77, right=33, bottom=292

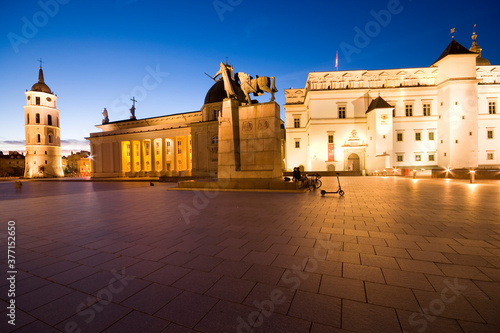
left=423, top=103, right=431, bottom=116
left=428, top=154, right=435, bottom=162
left=294, top=117, right=300, bottom=128
left=211, top=135, right=219, bottom=144
left=397, top=155, right=404, bottom=162
left=36, top=97, right=40, bottom=105
left=328, top=135, right=334, bottom=144
left=415, top=132, right=421, bottom=141
left=489, top=101, right=496, bottom=114
left=48, top=115, right=52, bottom=126
left=428, top=132, right=435, bottom=141
left=487, top=152, right=494, bottom=160
left=145, top=142, right=150, bottom=156
left=397, top=132, right=403, bottom=142
left=405, top=104, right=413, bottom=117
left=295, top=140, right=300, bottom=148
left=415, top=154, right=421, bottom=161
left=338, top=106, right=346, bottom=119
left=487, top=130, right=494, bottom=139
left=36, top=113, right=40, bottom=124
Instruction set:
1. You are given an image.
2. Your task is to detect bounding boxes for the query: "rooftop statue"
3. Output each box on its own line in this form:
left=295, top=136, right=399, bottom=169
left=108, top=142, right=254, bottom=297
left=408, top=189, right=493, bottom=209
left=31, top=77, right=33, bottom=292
left=102, top=108, right=109, bottom=124
left=130, top=105, right=136, bottom=120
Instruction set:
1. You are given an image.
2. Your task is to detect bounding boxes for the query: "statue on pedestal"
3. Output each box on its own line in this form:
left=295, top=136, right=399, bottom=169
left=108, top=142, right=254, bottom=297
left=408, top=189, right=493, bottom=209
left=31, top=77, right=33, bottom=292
left=237, top=72, right=258, bottom=105
left=102, top=108, right=109, bottom=124
left=213, top=61, right=237, bottom=99
left=236, top=72, right=278, bottom=104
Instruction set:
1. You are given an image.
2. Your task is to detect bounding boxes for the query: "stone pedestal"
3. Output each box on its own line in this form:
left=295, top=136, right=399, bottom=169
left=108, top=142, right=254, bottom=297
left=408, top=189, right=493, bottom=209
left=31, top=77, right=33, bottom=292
left=218, top=99, right=282, bottom=180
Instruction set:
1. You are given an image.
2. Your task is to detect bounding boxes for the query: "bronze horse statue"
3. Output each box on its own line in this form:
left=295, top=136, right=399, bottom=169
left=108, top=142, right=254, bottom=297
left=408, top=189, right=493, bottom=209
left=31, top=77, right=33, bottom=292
left=236, top=72, right=278, bottom=105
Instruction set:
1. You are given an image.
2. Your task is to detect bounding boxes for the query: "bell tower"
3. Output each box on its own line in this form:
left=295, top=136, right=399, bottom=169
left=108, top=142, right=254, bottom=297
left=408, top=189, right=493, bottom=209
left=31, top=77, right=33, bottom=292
left=24, top=63, right=64, bottom=178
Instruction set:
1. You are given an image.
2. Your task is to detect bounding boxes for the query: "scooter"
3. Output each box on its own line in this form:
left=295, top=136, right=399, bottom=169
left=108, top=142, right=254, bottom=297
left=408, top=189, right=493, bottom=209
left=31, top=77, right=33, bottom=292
left=321, top=173, right=345, bottom=196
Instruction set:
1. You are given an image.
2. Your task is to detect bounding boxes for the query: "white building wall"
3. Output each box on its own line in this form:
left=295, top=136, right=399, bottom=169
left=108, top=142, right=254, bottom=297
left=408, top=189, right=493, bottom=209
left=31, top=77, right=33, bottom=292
left=285, top=53, right=500, bottom=173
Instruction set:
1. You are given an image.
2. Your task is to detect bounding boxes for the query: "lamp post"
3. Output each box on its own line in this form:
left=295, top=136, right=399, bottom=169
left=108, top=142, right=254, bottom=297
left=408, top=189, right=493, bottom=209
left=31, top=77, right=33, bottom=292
left=413, top=169, right=417, bottom=179
left=470, top=170, right=476, bottom=184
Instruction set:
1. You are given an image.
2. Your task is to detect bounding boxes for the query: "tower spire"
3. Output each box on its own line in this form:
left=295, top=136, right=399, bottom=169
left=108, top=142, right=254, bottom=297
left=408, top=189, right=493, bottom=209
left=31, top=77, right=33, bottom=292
left=469, top=24, right=490, bottom=66
left=470, top=24, right=481, bottom=57
left=38, top=58, right=45, bottom=83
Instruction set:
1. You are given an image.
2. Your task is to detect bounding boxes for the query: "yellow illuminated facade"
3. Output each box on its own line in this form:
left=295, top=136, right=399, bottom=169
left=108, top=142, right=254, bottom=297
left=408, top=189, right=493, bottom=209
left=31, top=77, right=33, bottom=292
left=88, top=112, right=202, bottom=177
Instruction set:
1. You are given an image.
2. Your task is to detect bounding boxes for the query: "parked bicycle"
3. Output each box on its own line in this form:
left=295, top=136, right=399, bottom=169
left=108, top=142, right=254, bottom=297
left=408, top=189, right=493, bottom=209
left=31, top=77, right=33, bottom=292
left=302, top=173, right=322, bottom=190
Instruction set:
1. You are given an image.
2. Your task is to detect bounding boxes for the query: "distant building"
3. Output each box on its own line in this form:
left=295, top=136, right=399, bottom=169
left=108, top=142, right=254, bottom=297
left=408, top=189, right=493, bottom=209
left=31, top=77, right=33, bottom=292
left=285, top=34, right=500, bottom=173
left=66, top=151, right=92, bottom=176
left=24, top=66, right=64, bottom=178
left=0, top=151, right=25, bottom=177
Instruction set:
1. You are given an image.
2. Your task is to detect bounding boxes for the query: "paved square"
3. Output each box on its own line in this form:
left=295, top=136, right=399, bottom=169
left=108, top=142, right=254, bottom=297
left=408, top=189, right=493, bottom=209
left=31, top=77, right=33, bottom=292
left=1, top=177, right=500, bottom=332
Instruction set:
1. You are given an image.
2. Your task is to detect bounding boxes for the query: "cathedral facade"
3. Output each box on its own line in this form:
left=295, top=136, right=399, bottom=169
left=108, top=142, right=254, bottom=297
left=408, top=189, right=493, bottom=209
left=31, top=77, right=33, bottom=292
left=87, top=80, right=231, bottom=178
left=285, top=34, right=500, bottom=174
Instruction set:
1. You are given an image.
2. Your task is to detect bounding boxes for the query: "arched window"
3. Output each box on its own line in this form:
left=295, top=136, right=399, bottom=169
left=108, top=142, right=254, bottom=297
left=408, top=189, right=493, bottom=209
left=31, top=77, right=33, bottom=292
left=36, top=113, right=40, bottom=124
left=48, top=115, right=52, bottom=126
left=37, top=134, right=41, bottom=143
left=27, top=114, right=30, bottom=124
left=48, top=134, right=53, bottom=143
left=211, top=135, right=219, bottom=144
left=36, top=97, right=40, bottom=105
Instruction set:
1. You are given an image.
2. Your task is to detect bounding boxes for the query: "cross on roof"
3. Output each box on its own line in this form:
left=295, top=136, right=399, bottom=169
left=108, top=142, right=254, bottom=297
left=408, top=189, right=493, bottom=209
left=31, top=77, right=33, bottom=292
left=131, top=96, right=137, bottom=107
left=38, top=58, right=44, bottom=68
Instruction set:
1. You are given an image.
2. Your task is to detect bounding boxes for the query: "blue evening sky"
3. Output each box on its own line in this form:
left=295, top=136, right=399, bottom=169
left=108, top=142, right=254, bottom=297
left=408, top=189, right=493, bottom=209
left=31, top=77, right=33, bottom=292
left=1, top=0, right=499, bottom=154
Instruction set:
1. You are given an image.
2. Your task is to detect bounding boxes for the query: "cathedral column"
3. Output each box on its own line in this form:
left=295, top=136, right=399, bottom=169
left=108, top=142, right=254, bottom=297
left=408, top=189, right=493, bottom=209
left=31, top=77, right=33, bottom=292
left=162, top=138, right=168, bottom=175
left=173, top=136, right=179, bottom=176
left=130, top=141, right=135, bottom=176
left=140, top=140, right=146, bottom=174
left=151, top=139, right=157, bottom=175
left=187, top=135, right=192, bottom=175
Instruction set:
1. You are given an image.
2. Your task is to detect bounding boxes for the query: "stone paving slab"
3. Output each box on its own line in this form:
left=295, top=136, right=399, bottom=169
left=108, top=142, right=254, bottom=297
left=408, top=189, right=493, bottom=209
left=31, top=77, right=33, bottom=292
left=0, top=177, right=499, bottom=332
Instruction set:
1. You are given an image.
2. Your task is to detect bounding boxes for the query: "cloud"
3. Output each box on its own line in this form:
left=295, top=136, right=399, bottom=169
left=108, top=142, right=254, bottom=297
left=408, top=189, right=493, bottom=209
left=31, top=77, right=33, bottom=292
left=0, top=139, right=89, bottom=156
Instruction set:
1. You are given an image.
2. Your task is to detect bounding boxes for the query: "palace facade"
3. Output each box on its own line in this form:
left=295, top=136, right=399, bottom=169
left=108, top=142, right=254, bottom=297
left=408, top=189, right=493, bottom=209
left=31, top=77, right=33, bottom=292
left=285, top=34, right=500, bottom=174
